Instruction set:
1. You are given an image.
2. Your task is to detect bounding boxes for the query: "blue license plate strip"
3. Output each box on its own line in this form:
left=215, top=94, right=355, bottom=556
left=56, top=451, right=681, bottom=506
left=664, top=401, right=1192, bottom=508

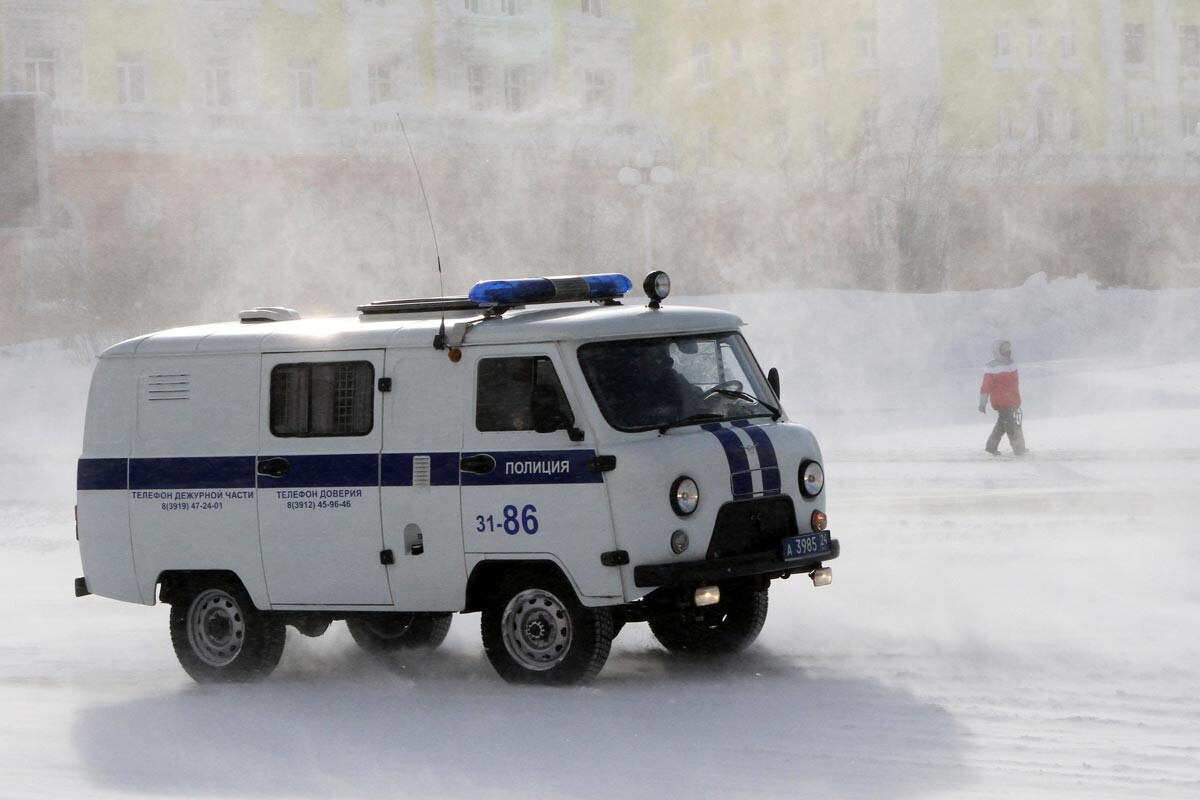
left=782, top=531, right=831, bottom=560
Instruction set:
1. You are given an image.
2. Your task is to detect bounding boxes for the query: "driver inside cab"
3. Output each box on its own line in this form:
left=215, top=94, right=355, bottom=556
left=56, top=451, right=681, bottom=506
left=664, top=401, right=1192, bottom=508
left=605, top=341, right=704, bottom=429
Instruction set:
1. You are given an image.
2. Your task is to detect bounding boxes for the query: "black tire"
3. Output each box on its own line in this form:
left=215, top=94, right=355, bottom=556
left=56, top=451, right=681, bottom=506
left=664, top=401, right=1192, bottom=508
left=481, top=572, right=613, bottom=686
left=648, top=581, right=769, bottom=655
left=168, top=578, right=286, bottom=683
left=346, top=613, right=453, bottom=653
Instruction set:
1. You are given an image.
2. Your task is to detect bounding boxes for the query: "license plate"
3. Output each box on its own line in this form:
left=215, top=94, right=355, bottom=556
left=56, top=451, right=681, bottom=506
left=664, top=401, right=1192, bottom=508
left=782, top=531, right=831, bottom=560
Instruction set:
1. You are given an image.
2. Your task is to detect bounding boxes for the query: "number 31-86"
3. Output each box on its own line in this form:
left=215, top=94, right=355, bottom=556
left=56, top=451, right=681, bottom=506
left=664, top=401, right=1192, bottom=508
left=476, top=504, right=539, bottom=535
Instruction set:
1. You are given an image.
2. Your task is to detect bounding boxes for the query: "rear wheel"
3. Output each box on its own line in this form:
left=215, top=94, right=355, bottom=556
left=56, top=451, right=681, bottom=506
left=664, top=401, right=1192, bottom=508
left=481, top=573, right=613, bottom=685
left=169, top=579, right=286, bottom=683
left=648, top=581, right=768, bottom=655
left=346, top=613, right=452, bottom=653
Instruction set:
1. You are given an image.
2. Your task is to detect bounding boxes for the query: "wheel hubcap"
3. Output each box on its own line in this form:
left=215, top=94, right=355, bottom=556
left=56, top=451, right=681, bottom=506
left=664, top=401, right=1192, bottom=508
left=501, top=589, right=572, bottom=671
left=187, top=589, right=246, bottom=667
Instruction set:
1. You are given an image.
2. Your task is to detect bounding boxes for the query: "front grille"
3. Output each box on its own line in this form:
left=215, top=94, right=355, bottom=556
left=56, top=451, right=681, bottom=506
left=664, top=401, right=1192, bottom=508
left=706, top=496, right=800, bottom=560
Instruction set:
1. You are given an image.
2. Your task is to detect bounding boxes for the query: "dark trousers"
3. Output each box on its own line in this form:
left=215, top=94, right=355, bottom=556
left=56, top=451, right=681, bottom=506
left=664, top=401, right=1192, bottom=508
left=986, top=407, right=1026, bottom=454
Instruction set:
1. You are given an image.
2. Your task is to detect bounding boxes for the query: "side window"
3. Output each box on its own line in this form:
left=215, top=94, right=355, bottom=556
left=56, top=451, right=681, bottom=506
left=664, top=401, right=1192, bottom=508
left=270, top=361, right=374, bottom=437
left=476, top=356, right=571, bottom=432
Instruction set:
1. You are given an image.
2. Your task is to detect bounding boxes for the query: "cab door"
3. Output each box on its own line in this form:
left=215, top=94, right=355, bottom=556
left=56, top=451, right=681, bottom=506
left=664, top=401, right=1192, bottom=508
left=257, top=351, right=391, bottom=606
left=459, top=345, right=620, bottom=600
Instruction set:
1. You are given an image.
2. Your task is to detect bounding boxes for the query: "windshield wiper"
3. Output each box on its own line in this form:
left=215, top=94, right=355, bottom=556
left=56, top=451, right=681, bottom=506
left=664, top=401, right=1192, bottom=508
left=658, top=412, right=725, bottom=435
left=707, top=388, right=782, bottom=420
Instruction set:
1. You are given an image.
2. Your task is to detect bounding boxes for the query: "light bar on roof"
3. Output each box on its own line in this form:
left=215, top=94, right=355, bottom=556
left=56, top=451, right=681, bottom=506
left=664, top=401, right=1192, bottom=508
left=467, top=274, right=632, bottom=307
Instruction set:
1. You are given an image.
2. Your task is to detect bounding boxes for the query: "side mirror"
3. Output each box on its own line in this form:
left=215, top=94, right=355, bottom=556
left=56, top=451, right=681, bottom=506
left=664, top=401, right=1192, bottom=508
left=767, top=367, right=781, bottom=399
left=531, top=385, right=573, bottom=434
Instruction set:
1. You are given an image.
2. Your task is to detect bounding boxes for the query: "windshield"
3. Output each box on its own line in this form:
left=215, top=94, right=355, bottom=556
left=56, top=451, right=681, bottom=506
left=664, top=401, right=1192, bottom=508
left=577, top=332, right=778, bottom=432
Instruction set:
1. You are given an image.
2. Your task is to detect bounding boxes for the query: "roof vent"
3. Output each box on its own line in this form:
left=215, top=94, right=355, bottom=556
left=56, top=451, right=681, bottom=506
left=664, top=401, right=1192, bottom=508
left=239, top=307, right=302, bottom=324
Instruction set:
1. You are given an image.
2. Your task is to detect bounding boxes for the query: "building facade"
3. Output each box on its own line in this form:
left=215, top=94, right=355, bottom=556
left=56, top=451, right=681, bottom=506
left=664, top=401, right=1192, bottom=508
left=644, top=0, right=1200, bottom=291
left=2, top=1, right=1198, bottom=343
left=0, top=0, right=659, bottom=342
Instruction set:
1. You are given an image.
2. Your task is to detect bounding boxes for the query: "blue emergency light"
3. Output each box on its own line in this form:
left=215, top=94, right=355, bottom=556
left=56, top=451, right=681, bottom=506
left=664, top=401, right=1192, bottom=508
left=467, top=274, right=633, bottom=307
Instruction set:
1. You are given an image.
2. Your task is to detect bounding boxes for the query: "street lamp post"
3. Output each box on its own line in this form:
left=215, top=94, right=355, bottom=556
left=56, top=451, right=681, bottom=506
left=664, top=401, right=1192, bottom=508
left=618, top=151, right=674, bottom=273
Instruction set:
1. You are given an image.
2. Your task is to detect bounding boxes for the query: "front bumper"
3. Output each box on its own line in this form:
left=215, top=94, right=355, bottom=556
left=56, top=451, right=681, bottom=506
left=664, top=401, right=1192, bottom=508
left=633, top=537, right=840, bottom=588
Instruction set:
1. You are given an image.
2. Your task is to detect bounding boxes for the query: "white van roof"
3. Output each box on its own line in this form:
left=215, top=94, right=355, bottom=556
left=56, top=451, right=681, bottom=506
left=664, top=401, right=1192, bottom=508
left=100, top=303, right=746, bottom=358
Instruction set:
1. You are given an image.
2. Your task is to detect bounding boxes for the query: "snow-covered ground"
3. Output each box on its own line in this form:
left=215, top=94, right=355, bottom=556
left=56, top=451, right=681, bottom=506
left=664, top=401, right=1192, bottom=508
left=2, top=276, right=1198, bottom=799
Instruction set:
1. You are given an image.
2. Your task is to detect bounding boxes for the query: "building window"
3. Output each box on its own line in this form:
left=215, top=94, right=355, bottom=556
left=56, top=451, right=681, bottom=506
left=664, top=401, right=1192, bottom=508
left=467, top=64, right=488, bottom=110
left=807, top=32, right=825, bottom=75
left=1181, top=25, right=1200, bottom=69
left=584, top=68, right=613, bottom=111
left=998, top=106, right=1020, bottom=141
left=475, top=357, right=570, bottom=433
left=368, top=61, right=393, bottom=104
left=1183, top=107, right=1200, bottom=138
left=691, top=42, right=711, bottom=88
left=856, top=20, right=877, bottom=69
left=1036, top=104, right=1055, bottom=144
left=500, top=0, right=529, bottom=15
left=994, top=25, right=1013, bottom=59
left=205, top=56, right=233, bottom=108
left=1060, top=24, right=1078, bottom=61
left=581, top=0, right=605, bottom=17
left=289, top=58, right=317, bottom=109
left=866, top=197, right=887, bottom=249
left=857, top=107, right=878, bottom=148
left=23, top=45, right=57, bottom=99
left=1065, top=106, right=1083, bottom=142
left=464, top=0, right=482, bottom=12
left=270, top=362, right=375, bottom=438
left=1127, top=107, right=1151, bottom=143
left=811, top=113, right=831, bottom=152
left=117, top=51, right=147, bottom=105
left=1124, top=23, right=1146, bottom=65
left=1028, top=18, right=1046, bottom=62
left=769, top=33, right=786, bottom=75
left=504, top=65, right=528, bottom=112
left=696, top=126, right=713, bottom=165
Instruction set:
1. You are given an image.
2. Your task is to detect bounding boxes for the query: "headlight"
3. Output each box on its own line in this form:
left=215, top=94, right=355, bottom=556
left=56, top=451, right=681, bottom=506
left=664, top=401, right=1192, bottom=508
left=670, top=476, right=700, bottom=516
left=799, top=460, right=824, bottom=498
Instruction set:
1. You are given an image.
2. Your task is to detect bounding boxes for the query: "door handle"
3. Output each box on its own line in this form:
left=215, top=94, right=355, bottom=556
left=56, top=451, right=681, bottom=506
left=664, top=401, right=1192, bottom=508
left=257, top=457, right=291, bottom=479
left=460, top=453, right=496, bottom=475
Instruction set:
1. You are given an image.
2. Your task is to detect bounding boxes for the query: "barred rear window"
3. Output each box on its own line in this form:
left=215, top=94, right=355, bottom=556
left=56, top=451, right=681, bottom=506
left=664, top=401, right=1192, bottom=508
left=270, top=361, right=374, bottom=437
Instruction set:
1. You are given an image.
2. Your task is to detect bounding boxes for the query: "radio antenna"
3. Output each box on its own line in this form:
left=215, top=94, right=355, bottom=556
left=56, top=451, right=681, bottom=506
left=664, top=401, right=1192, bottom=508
left=397, top=114, right=448, bottom=349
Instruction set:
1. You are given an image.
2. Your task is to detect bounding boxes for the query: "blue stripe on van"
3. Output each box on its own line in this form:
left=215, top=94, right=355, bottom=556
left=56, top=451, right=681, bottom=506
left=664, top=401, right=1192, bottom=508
left=731, top=419, right=782, bottom=495
left=80, top=450, right=604, bottom=491
left=130, top=456, right=256, bottom=490
left=77, top=458, right=129, bottom=491
left=256, top=454, right=380, bottom=488
left=701, top=423, right=755, bottom=500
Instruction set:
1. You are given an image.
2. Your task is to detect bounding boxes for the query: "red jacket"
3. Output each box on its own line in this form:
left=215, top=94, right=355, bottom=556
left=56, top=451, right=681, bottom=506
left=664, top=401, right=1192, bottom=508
left=981, top=362, right=1021, bottom=409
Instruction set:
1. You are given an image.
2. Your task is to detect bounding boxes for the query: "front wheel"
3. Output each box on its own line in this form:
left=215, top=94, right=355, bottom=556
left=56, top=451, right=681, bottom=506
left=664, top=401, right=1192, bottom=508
left=169, top=579, right=286, bottom=683
left=648, top=581, right=768, bottom=655
left=346, top=613, right=452, bottom=653
left=481, top=574, right=613, bottom=685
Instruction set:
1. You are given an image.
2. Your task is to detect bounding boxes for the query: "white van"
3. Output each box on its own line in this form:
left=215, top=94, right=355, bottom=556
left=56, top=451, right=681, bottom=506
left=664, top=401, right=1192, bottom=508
left=75, top=272, right=838, bottom=685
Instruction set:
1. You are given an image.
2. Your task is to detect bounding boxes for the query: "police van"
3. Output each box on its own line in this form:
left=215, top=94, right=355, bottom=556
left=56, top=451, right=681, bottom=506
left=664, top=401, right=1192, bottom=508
left=75, top=272, right=838, bottom=685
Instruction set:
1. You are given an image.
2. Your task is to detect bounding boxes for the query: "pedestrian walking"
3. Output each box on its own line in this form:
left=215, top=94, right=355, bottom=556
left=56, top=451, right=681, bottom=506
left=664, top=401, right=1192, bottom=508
left=978, top=339, right=1027, bottom=455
